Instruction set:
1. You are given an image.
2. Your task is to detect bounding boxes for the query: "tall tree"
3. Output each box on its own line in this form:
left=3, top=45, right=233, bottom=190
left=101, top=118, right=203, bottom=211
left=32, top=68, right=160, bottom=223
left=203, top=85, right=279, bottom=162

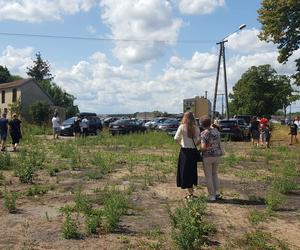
left=27, top=52, right=53, bottom=82
left=0, top=65, right=12, bottom=83
left=258, top=0, right=300, bottom=84
left=27, top=53, right=79, bottom=117
left=229, top=65, right=298, bottom=117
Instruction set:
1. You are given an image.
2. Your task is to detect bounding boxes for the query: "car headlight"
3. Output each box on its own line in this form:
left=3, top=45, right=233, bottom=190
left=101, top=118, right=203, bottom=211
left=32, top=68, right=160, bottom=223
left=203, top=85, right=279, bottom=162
left=61, top=125, right=71, bottom=129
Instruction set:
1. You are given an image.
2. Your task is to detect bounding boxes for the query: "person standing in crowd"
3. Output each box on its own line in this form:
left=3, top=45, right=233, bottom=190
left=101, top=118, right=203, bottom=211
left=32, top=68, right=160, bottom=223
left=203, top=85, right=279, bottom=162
left=0, top=113, right=8, bottom=151
left=250, top=116, right=260, bottom=147
left=81, top=116, right=89, bottom=137
left=294, top=116, right=300, bottom=133
left=8, top=113, right=22, bottom=152
left=174, top=111, right=201, bottom=200
left=289, top=117, right=298, bottom=145
left=51, top=112, right=60, bottom=139
left=73, top=116, right=81, bottom=138
left=259, top=116, right=269, bottom=147
left=200, top=117, right=223, bottom=201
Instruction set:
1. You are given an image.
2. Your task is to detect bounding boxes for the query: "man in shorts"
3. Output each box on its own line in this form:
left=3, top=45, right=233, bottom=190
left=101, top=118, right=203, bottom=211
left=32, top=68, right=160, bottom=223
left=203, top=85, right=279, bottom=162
left=0, top=113, right=8, bottom=151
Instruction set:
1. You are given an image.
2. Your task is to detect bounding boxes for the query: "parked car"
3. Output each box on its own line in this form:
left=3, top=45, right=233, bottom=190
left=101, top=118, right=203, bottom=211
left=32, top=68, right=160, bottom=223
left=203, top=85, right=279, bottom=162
left=157, top=118, right=180, bottom=134
left=103, top=117, right=119, bottom=127
left=145, top=117, right=168, bottom=129
left=219, top=118, right=249, bottom=141
left=60, top=115, right=102, bottom=136
left=233, top=115, right=252, bottom=125
left=109, top=119, right=146, bottom=135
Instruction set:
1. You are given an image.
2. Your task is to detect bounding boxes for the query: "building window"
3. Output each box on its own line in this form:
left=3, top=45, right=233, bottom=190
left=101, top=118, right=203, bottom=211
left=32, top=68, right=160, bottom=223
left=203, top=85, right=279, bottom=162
left=1, top=91, right=5, bottom=104
left=12, top=88, right=17, bottom=102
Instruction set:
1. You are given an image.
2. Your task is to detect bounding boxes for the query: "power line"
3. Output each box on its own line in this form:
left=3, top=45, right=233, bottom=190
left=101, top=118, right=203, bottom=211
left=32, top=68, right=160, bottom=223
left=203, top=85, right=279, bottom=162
left=0, top=31, right=217, bottom=44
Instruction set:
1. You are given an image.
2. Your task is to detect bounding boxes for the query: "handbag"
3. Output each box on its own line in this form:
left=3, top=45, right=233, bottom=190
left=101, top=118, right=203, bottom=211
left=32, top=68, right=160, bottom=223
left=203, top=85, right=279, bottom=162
left=192, top=138, right=202, bottom=162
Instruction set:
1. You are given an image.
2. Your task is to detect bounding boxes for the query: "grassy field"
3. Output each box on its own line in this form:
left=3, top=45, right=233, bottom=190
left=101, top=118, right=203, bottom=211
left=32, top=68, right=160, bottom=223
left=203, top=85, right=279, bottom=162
left=0, top=124, right=299, bottom=249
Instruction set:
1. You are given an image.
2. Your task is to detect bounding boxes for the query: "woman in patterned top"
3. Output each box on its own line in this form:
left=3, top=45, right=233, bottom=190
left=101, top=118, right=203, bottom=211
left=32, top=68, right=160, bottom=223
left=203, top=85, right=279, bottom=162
left=200, top=117, right=223, bottom=201
left=174, top=111, right=201, bottom=200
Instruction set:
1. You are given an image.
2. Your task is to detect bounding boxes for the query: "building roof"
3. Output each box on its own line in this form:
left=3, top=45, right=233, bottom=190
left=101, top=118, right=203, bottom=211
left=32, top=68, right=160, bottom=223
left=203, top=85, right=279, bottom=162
left=0, top=78, right=33, bottom=90
left=0, top=78, right=55, bottom=105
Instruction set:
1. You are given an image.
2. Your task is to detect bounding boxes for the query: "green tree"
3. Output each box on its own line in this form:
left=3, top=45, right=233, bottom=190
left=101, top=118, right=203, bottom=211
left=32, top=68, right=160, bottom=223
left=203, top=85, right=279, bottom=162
left=258, top=0, right=300, bottom=84
left=29, top=101, right=50, bottom=125
left=229, top=65, right=298, bottom=117
left=27, top=52, right=53, bottom=82
left=0, top=66, right=12, bottom=83
left=27, top=53, right=79, bottom=117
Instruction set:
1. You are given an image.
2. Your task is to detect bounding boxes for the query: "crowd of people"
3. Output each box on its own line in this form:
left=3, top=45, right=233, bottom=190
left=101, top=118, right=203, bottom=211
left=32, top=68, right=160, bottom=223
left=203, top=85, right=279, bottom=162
left=51, top=113, right=90, bottom=139
left=249, top=116, right=271, bottom=147
left=0, top=113, right=22, bottom=152
left=174, top=112, right=300, bottom=201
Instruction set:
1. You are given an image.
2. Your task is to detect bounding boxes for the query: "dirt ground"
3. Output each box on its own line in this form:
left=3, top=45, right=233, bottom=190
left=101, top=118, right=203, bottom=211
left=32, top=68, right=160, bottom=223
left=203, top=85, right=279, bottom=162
left=0, top=133, right=300, bottom=250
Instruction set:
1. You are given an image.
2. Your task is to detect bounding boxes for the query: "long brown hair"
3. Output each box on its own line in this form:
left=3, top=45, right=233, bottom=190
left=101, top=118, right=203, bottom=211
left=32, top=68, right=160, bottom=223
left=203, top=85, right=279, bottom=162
left=181, top=111, right=196, bottom=138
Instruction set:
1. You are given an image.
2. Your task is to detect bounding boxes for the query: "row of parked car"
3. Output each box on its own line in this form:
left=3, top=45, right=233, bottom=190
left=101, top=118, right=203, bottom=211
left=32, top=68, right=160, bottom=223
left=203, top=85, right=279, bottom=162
left=59, top=112, right=252, bottom=141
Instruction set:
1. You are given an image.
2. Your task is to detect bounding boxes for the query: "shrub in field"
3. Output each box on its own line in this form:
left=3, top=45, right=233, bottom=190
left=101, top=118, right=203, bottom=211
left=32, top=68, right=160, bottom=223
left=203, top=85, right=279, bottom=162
left=103, top=189, right=129, bottom=232
left=85, top=210, right=102, bottom=234
left=232, top=230, right=290, bottom=250
left=168, top=197, right=216, bottom=250
left=62, top=212, right=80, bottom=239
left=248, top=209, right=269, bottom=225
left=266, top=189, right=285, bottom=211
left=74, top=188, right=92, bottom=214
left=3, top=189, right=19, bottom=213
left=14, top=161, right=36, bottom=183
left=0, top=153, right=12, bottom=170
left=26, top=185, right=50, bottom=196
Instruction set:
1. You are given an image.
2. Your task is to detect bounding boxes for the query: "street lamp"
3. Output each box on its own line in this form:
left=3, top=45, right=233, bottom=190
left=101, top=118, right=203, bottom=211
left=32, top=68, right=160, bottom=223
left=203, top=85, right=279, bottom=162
left=212, top=24, right=246, bottom=120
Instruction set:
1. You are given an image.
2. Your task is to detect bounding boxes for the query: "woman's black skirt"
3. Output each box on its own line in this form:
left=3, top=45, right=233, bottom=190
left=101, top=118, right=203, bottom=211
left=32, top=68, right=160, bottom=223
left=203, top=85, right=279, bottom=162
left=177, top=147, right=198, bottom=189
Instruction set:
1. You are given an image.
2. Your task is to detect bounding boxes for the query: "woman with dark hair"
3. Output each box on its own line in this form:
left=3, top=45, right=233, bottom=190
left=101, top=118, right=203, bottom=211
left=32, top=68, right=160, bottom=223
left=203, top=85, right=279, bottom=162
left=174, top=111, right=201, bottom=200
left=200, top=117, right=223, bottom=201
left=8, top=113, right=22, bottom=151
left=250, top=116, right=260, bottom=147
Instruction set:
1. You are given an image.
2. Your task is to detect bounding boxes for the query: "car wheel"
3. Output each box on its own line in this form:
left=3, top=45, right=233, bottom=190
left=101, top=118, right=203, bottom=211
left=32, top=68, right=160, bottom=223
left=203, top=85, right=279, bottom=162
left=95, top=129, right=100, bottom=135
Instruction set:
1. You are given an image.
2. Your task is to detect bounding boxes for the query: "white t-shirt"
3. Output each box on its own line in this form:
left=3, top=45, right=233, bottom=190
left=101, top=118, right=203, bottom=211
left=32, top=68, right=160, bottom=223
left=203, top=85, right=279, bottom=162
left=174, top=124, right=200, bottom=148
left=81, top=118, right=89, bottom=129
left=52, top=116, right=60, bottom=128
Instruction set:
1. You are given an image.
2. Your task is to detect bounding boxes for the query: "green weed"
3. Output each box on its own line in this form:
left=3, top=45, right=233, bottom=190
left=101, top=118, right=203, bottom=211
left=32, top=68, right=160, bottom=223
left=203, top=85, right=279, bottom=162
left=0, top=153, right=12, bottom=170
left=3, top=189, right=19, bottom=213
left=168, top=197, right=216, bottom=250
left=62, top=212, right=80, bottom=239
left=248, top=209, right=269, bottom=225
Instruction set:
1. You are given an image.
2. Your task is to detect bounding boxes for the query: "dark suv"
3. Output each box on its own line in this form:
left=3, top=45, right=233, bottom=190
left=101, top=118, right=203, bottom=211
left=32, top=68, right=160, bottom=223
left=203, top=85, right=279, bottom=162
left=60, top=113, right=102, bottom=136
left=219, top=118, right=249, bottom=141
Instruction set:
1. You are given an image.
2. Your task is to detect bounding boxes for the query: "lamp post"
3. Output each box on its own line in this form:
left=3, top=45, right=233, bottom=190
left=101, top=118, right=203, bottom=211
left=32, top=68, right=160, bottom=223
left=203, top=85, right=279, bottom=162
left=212, top=24, right=246, bottom=120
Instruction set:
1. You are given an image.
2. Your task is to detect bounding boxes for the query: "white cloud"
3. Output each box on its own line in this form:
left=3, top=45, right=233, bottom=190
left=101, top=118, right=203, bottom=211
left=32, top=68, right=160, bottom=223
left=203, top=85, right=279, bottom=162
left=86, top=25, right=97, bottom=34
left=227, top=28, right=275, bottom=53
left=1, top=44, right=299, bottom=114
left=178, top=0, right=225, bottom=15
left=100, top=0, right=182, bottom=64
left=0, top=0, right=98, bottom=23
left=0, top=46, right=33, bottom=76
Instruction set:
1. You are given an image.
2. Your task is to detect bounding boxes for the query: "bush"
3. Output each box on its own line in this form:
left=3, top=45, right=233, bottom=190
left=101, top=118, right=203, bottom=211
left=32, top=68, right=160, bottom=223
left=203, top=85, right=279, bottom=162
left=103, top=190, right=129, bottom=232
left=62, top=212, right=80, bottom=239
left=168, top=197, right=216, bottom=250
left=0, top=153, right=12, bottom=170
left=3, top=190, right=19, bottom=213
left=29, top=101, right=50, bottom=125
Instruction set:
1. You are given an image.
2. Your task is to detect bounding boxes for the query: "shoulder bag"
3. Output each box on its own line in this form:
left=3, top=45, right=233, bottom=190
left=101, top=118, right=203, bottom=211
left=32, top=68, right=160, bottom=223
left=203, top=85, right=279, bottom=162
left=192, top=138, right=203, bottom=162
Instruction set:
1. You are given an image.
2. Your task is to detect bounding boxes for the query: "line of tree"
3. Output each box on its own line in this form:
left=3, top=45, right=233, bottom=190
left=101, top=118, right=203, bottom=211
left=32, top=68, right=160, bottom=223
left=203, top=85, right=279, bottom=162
left=229, top=64, right=299, bottom=118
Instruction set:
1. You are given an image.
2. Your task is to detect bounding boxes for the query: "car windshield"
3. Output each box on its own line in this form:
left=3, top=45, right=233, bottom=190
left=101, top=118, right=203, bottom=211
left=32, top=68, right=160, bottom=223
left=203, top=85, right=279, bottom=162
left=114, top=119, right=130, bottom=125
left=163, top=119, right=178, bottom=124
left=220, top=121, right=236, bottom=126
left=62, top=117, right=76, bottom=125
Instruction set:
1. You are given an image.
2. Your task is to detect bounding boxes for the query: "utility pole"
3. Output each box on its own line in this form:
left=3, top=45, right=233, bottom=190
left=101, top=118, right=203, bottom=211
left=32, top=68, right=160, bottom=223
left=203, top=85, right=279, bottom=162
left=212, top=24, right=246, bottom=121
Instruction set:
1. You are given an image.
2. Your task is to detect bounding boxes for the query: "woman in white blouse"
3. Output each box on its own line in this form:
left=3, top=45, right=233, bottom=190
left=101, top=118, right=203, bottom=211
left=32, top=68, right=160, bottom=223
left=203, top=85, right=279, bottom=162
left=174, top=111, right=200, bottom=199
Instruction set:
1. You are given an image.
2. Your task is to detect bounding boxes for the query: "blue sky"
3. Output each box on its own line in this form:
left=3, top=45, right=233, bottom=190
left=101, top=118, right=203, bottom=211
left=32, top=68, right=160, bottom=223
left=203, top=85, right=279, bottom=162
left=0, top=0, right=299, bottom=114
